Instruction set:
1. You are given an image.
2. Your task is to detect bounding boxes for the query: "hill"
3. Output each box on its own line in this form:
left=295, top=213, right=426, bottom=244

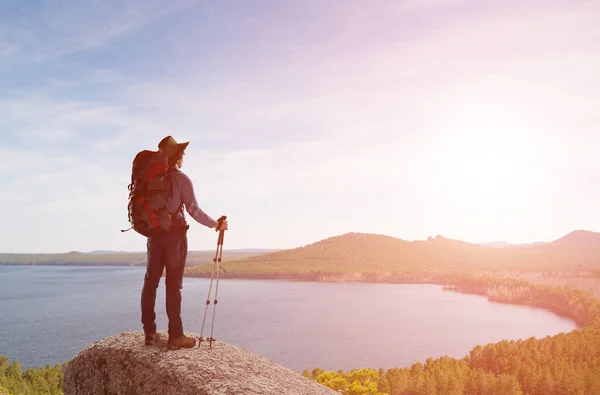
left=185, top=230, right=600, bottom=278
left=547, top=229, right=600, bottom=246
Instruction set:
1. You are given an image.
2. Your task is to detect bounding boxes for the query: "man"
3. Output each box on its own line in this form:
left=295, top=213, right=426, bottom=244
left=141, top=135, right=228, bottom=350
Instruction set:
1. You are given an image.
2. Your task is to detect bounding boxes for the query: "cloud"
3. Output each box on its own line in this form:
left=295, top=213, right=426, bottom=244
left=0, top=0, right=195, bottom=64
left=0, top=95, right=161, bottom=150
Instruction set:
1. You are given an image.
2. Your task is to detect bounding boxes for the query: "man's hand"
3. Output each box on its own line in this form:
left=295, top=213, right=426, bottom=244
left=215, top=217, right=228, bottom=231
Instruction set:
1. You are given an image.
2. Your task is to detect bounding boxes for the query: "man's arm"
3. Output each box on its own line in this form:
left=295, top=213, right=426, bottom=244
left=173, top=171, right=217, bottom=228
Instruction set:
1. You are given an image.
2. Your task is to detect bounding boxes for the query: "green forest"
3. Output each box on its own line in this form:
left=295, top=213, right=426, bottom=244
left=0, top=358, right=63, bottom=395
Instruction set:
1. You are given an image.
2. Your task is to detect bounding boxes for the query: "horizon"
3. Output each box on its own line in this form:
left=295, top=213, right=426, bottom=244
left=2, top=1, right=600, bottom=253
left=1, top=227, right=596, bottom=255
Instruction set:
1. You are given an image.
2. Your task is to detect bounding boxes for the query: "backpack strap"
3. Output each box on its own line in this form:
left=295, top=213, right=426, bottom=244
left=136, top=196, right=160, bottom=228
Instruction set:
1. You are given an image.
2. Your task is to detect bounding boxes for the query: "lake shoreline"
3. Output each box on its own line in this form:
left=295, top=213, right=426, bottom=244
left=1, top=264, right=592, bottom=329
left=185, top=271, right=592, bottom=329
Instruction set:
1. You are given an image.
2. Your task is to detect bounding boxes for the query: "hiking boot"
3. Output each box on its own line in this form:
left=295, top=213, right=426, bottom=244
left=144, top=332, right=162, bottom=346
left=167, top=334, right=196, bottom=350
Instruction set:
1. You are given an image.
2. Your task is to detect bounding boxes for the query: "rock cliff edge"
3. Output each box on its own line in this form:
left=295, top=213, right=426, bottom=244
left=63, top=331, right=337, bottom=395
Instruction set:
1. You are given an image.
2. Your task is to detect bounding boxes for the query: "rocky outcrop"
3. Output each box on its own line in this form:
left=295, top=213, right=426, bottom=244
left=63, top=331, right=338, bottom=395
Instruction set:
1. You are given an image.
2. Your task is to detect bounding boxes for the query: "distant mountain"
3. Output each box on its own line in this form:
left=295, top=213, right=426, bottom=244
left=549, top=230, right=600, bottom=246
left=8, top=230, right=600, bottom=272
left=0, top=249, right=274, bottom=266
left=186, top=230, right=600, bottom=276
left=87, top=250, right=139, bottom=255
left=86, top=248, right=278, bottom=255
left=479, top=241, right=511, bottom=248
left=479, top=230, right=600, bottom=249
left=478, top=241, right=546, bottom=248
left=217, top=249, right=280, bottom=253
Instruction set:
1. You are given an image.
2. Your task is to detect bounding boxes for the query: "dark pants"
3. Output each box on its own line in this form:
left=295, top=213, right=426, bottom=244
left=141, top=232, right=188, bottom=338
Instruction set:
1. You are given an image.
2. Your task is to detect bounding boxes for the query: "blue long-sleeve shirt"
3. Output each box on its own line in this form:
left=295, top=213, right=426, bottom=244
left=167, top=169, right=217, bottom=229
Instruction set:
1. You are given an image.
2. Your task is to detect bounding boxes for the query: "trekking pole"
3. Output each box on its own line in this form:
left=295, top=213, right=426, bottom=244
left=208, top=220, right=226, bottom=348
left=199, top=216, right=226, bottom=349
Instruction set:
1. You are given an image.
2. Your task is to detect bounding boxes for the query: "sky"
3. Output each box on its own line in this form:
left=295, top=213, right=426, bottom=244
left=1, top=0, right=600, bottom=253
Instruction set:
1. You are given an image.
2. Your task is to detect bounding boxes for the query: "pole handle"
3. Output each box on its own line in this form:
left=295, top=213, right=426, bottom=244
left=215, top=215, right=226, bottom=245
left=215, top=215, right=227, bottom=232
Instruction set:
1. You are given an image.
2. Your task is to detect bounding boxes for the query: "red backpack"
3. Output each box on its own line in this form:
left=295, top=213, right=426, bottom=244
left=122, top=150, right=181, bottom=237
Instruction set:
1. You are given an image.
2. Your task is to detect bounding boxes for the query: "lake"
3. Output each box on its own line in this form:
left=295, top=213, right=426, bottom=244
left=0, top=266, right=577, bottom=372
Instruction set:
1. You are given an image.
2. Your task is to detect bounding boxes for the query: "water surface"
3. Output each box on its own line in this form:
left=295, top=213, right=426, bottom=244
left=0, top=266, right=577, bottom=372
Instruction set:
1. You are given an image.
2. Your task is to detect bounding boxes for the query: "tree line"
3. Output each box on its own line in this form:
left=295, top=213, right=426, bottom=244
left=306, top=317, right=600, bottom=394
left=188, top=269, right=600, bottom=328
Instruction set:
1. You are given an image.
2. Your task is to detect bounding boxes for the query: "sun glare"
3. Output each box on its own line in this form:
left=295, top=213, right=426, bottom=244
left=431, top=103, right=539, bottom=217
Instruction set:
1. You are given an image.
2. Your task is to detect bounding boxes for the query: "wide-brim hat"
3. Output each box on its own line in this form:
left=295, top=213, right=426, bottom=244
left=158, top=135, right=189, bottom=163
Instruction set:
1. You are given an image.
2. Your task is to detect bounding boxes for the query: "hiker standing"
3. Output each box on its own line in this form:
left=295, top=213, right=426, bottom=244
left=140, top=135, right=228, bottom=349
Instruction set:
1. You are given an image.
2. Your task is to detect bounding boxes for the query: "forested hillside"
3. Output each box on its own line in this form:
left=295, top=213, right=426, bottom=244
left=186, top=231, right=600, bottom=278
